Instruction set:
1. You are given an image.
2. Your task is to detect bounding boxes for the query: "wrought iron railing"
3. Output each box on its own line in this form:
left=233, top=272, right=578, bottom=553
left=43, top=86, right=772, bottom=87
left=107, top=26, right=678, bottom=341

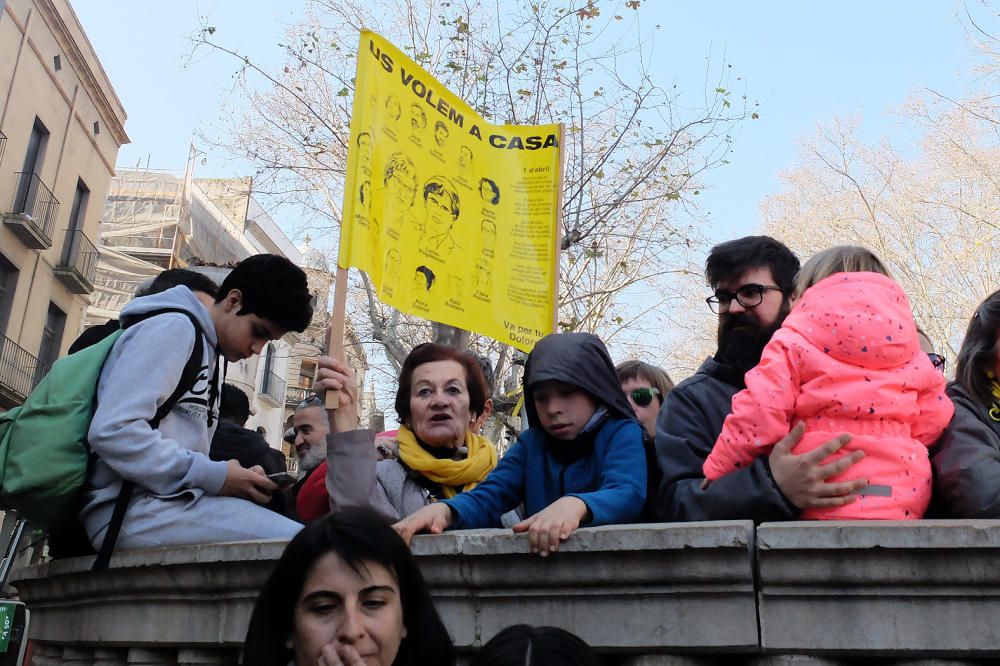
left=0, top=336, right=38, bottom=405
left=57, top=229, right=100, bottom=287
left=260, top=370, right=286, bottom=403
left=8, top=172, right=59, bottom=242
left=285, top=384, right=311, bottom=405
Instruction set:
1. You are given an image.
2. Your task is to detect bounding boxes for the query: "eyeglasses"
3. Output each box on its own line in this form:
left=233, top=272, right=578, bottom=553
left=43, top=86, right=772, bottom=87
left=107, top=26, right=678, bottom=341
left=706, top=284, right=784, bottom=314
left=629, top=387, right=661, bottom=407
left=928, top=353, right=946, bottom=373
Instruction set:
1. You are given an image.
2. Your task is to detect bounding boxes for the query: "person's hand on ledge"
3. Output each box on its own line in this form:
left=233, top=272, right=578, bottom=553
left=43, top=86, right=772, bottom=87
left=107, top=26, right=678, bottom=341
left=219, top=461, right=276, bottom=505
left=393, top=502, right=454, bottom=545
left=513, top=496, right=589, bottom=557
left=315, top=354, right=360, bottom=433
left=769, top=422, right=867, bottom=510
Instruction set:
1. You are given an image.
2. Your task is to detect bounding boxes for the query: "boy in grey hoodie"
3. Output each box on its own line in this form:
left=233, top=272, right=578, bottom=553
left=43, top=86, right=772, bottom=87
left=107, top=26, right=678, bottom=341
left=81, top=255, right=313, bottom=551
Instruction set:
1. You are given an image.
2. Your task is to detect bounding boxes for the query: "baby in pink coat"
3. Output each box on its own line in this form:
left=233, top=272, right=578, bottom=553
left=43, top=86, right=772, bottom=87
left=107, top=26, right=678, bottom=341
left=702, top=246, right=953, bottom=520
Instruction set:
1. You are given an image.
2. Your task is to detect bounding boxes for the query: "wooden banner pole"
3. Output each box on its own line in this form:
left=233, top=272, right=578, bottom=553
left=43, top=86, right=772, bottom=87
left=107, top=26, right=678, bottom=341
left=325, top=265, right=349, bottom=410
left=552, top=123, right=566, bottom=333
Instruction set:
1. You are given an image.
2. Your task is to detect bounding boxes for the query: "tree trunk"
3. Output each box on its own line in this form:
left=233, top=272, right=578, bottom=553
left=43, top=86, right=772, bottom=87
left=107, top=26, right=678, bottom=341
left=433, top=323, right=470, bottom=350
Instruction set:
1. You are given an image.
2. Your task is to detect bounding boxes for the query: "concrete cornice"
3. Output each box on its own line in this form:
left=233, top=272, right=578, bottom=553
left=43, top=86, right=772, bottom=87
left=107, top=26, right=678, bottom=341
left=34, top=0, right=129, bottom=146
left=13, top=521, right=1000, bottom=664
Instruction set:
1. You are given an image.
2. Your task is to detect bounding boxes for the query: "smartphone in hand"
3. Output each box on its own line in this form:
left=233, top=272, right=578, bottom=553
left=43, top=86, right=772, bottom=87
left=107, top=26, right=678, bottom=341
left=266, top=471, right=297, bottom=489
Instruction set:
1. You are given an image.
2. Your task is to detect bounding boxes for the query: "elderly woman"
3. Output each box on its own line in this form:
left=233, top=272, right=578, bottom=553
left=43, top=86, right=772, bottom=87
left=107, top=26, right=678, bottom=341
left=317, top=343, right=508, bottom=524
left=931, top=289, right=1000, bottom=517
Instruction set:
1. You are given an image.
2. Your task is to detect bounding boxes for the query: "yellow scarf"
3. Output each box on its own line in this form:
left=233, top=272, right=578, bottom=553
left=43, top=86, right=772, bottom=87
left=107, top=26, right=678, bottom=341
left=396, top=426, right=498, bottom=498
left=990, top=379, right=1000, bottom=422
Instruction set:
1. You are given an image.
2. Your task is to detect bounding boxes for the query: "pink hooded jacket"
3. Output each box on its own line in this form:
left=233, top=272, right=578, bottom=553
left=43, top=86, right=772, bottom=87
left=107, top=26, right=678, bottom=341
left=702, top=272, right=954, bottom=520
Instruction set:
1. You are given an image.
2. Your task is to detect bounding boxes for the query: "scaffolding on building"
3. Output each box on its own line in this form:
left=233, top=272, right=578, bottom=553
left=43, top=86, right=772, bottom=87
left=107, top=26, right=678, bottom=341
left=87, top=168, right=279, bottom=327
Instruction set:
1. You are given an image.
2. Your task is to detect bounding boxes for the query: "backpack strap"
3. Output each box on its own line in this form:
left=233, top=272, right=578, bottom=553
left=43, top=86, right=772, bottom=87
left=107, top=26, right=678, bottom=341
left=93, top=309, right=209, bottom=571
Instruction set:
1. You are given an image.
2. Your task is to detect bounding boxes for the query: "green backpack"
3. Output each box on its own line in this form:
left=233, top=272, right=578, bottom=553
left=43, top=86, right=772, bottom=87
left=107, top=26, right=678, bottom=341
left=0, top=309, right=205, bottom=528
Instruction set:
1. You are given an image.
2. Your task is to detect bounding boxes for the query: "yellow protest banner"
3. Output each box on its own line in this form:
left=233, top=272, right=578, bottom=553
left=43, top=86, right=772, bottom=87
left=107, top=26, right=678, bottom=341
left=338, top=30, right=562, bottom=351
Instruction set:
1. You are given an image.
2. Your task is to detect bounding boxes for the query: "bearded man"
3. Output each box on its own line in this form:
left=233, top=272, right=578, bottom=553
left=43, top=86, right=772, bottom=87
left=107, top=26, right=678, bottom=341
left=286, top=396, right=331, bottom=521
left=655, top=236, right=867, bottom=521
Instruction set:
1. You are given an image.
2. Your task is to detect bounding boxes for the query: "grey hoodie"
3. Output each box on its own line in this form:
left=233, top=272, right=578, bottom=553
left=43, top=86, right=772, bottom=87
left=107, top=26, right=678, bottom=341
left=80, top=286, right=229, bottom=536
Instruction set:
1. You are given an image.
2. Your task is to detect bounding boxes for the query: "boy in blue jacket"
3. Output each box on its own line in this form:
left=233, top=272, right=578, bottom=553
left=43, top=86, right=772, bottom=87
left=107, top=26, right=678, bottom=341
left=394, top=332, right=647, bottom=556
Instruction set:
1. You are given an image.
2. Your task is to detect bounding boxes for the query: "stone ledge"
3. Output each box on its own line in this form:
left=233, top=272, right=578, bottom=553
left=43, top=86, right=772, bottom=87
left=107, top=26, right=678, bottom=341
left=413, top=522, right=758, bottom=651
left=15, top=521, right=1000, bottom=663
left=12, top=522, right=758, bottom=656
left=757, top=520, right=1000, bottom=656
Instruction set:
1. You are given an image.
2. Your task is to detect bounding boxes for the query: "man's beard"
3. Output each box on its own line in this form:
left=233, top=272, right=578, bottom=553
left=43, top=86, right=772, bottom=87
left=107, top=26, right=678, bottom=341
left=298, top=445, right=326, bottom=474
left=715, top=303, right=789, bottom=377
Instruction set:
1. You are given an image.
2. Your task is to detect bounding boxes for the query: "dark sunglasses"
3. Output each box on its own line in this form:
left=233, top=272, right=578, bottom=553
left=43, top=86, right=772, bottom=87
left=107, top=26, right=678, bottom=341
left=928, top=353, right=946, bottom=373
left=629, top=387, right=661, bottom=407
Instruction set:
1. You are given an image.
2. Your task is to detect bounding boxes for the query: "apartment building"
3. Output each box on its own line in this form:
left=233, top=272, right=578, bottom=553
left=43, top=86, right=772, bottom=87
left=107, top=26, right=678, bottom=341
left=0, top=0, right=127, bottom=409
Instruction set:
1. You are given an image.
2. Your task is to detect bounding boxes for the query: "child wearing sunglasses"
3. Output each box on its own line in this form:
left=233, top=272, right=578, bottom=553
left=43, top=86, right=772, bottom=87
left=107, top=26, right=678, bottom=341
left=702, top=246, right=953, bottom=520
left=394, top=332, right=647, bottom=556
left=616, top=360, right=674, bottom=438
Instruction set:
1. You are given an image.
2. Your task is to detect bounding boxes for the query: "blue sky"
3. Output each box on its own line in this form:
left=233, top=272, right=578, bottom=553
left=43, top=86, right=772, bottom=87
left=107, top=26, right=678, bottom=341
left=71, top=0, right=974, bottom=244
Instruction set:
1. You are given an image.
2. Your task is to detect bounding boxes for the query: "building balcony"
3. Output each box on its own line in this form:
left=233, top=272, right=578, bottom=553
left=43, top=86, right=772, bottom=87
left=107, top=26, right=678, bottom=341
left=0, top=335, right=37, bottom=410
left=53, top=229, right=99, bottom=294
left=285, top=384, right=311, bottom=406
left=12, top=521, right=1000, bottom=664
left=3, top=172, right=59, bottom=249
left=259, top=370, right=286, bottom=406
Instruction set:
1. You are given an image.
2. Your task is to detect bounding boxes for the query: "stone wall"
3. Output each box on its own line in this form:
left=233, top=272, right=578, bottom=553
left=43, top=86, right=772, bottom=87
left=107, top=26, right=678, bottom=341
left=12, top=521, right=1000, bottom=665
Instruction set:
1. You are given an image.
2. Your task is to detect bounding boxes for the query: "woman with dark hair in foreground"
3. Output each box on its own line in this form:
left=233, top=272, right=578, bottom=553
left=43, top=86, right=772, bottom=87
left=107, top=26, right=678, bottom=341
left=243, top=509, right=454, bottom=666
left=932, top=289, right=1000, bottom=518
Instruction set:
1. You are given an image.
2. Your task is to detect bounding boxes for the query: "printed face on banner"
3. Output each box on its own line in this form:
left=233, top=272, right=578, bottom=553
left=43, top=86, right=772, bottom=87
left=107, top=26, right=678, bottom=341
left=339, top=31, right=562, bottom=352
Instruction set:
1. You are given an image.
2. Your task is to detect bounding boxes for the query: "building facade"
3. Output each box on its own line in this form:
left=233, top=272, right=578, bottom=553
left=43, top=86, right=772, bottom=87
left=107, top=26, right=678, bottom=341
left=0, top=0, right=128, bottom=409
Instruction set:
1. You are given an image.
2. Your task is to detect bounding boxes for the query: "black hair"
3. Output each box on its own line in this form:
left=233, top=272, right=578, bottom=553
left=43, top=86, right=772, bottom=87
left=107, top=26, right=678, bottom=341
left=219, top=383, right=251, bottom=425
left=955, top=289, right=1000, bottom=407
left=415, top=265, right=436, bottom=290
left=423, top=178, right=460, bottom=220
left=243, top=510, right=455, bottom=666
left=479, top=178, right=500, bottom=204
left=471, top=625, right=602, bottom=666
left=705, top=235, right=799, bottom=297
left=395, top=342, right=489, bottom=426
left=138, top=268, right=219, bottom=298
left=215, top=254, right=313, bottom=333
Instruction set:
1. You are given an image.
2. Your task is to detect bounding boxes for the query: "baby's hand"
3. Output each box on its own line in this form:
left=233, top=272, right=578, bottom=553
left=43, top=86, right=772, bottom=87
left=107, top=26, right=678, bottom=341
left=512, top=496, right=589, bottom=557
